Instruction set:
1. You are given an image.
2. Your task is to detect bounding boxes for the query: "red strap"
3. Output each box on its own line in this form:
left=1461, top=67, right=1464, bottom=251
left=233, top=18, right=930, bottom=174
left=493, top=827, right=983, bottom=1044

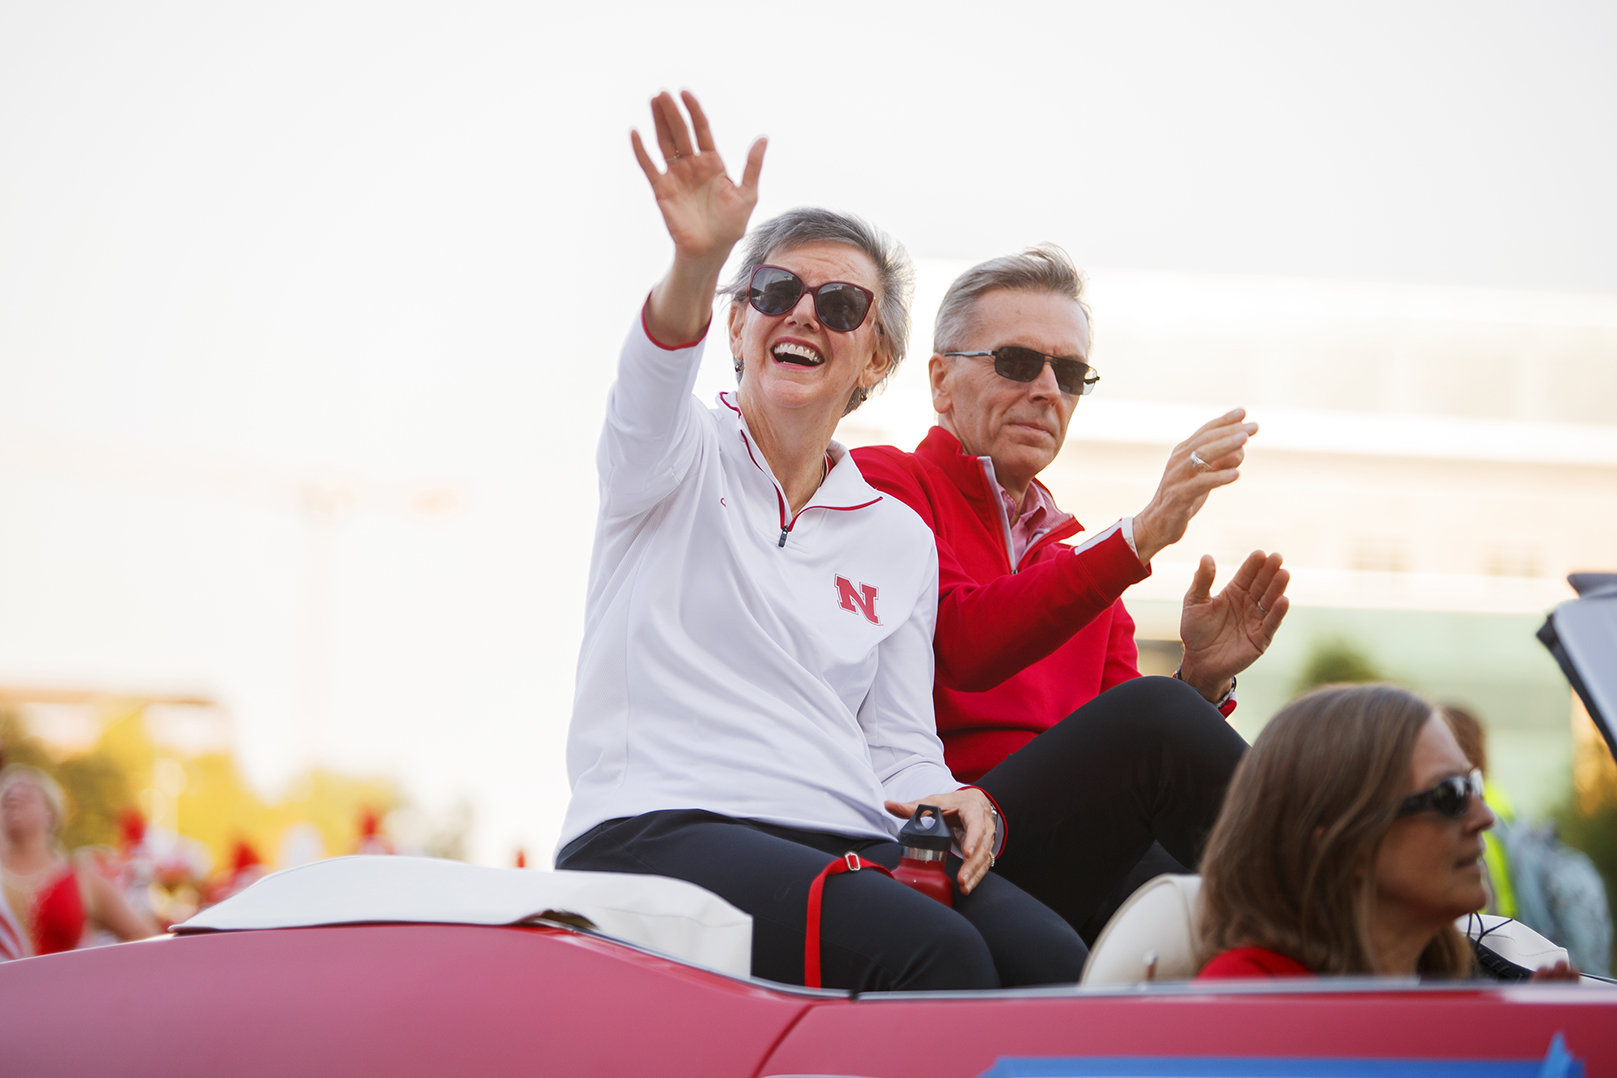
left=804, top=852, right=892, bottom=988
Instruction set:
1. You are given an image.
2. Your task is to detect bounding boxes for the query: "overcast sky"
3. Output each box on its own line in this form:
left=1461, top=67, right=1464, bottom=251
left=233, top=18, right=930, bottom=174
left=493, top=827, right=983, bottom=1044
left=1, top=1, right=1613, bottom=862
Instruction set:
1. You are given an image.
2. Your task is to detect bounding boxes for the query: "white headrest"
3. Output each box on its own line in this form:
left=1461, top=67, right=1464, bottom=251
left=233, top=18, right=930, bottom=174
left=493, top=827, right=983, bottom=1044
left=1081, top=873, right=1203, bottom=985
left=179, top=856, right=753, bottom=977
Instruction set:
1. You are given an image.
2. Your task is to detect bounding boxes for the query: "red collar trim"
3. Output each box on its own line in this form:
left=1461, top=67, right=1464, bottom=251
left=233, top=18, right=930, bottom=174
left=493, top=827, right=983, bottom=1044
left=720, top=393, right=884, bottom=538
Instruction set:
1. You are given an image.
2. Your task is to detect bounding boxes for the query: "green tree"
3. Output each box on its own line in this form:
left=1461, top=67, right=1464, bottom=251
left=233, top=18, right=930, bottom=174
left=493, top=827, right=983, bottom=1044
left=0, top=709, right=52, bottom=771
left=1294, top=637, right=1384, bottom=693
left=55, top=753, right=132, bottom=850
left=1556, top=774, right=1617, bottom=973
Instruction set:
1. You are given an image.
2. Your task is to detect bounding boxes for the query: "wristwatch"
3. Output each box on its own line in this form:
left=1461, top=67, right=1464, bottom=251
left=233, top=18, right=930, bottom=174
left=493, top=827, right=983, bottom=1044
left=1174, top=666, right=1236, bottom=708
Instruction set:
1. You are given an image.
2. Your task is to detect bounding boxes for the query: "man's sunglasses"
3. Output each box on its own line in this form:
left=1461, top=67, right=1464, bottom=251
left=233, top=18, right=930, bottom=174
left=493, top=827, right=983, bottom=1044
left=943, top=347, right=1100, bottom=396
left=748, top=265, right=875, bottom=333
left=1397, top=768, right=1485, bottom=820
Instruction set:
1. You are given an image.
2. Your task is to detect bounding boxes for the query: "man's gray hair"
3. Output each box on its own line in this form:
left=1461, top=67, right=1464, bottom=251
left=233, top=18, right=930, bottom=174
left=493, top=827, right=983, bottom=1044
left=720, top=207, right=914, bottom=414
left=933, top=243, right=1091, bottom=355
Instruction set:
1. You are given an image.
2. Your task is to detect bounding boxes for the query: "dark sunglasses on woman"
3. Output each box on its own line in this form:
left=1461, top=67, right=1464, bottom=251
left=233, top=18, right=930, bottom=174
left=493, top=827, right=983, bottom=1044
left=942, top=346, right=1101, bottom=397
left=748, top=265, right=874, bottom=333
left=1398, top=768, right=1485, bottom=819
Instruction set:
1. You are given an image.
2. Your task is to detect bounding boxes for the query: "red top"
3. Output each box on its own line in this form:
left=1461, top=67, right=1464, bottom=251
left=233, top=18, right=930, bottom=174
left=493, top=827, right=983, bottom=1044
left=852, top=428, right=1152, bottom=782
left=30, top=864, right=86, bottom=956
left=1198, top=947, right=1314, bottom=979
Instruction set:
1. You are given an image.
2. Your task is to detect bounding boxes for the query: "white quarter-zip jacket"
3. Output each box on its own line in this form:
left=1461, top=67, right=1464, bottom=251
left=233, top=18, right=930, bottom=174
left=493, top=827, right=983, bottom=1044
left=558, top=316, right=958, bottom=853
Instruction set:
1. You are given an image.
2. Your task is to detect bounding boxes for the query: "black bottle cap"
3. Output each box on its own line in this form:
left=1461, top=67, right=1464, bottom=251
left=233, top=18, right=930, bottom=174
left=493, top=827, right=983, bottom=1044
left=898, top=804, right=952, bottom=852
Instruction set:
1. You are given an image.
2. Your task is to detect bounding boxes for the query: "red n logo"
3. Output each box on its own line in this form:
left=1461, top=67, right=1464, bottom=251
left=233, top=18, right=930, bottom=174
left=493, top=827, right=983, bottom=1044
left=834, top=576, right=880, bottom=625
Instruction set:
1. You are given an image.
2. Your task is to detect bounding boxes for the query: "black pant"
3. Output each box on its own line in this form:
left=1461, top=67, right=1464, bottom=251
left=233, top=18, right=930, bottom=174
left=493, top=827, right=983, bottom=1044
left=556, top=809, right=1086, bottom=992
left=975, top=676, right=1248, bottom=943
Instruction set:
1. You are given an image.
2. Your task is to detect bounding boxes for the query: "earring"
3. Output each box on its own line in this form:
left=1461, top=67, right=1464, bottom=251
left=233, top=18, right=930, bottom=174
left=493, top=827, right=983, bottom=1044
left=732, top=354, right=743, bottom=383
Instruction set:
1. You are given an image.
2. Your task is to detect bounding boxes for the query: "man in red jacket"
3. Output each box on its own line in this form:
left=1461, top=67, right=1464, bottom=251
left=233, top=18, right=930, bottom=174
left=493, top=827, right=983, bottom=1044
left=854, top=245, right=1291, bottom=939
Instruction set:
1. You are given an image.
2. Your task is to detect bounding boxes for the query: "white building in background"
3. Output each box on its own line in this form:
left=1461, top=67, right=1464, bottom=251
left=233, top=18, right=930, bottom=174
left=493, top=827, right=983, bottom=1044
left=832, top=262, right=1617, bottom=816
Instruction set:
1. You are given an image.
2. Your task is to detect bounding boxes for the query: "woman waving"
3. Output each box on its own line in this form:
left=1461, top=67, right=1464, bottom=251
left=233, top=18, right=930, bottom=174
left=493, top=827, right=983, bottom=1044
left=556, top=92, right=1084, bottom=992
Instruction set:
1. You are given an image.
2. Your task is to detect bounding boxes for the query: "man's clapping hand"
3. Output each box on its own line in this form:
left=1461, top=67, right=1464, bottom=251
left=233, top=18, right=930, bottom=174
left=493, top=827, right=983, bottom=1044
left=1177, top=550, right=1291, bottom=703
left=1125, top=407, right=1291, bottom=702
left=1132, top=408, right=1255, bottom=566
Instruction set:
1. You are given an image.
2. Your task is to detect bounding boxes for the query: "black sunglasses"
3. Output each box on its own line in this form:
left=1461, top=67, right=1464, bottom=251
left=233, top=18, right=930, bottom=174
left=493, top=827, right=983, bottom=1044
left=943, top=346, right=1100, bottom=396
left=1397, top=768, right=1484, bottom=819
left=748, top=265, right=875, bottom=333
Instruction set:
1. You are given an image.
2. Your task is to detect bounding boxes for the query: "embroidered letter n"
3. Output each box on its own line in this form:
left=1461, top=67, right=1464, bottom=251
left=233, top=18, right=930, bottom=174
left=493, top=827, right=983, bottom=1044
left=834, top=576, right=880, bottom=625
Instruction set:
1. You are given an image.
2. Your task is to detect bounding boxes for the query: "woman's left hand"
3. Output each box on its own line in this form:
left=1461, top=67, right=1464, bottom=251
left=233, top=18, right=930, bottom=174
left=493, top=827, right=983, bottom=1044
left=885, top=789, right=999, bottom=896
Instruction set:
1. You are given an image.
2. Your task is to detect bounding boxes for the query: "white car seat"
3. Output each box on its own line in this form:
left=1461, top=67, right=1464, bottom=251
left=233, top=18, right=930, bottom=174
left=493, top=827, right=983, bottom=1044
left=179, top=855, right=753, bottom=977
left=1079, top=874, right=1583, bottom=985
left=1081, top=873, right=1203, bottom=985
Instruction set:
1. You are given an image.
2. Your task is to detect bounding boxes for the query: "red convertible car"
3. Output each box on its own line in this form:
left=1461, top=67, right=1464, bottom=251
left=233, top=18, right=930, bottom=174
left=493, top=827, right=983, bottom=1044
left=1, top=873, right=1612, bottom=1077
left=3, top=578, right=1615, bottom=1077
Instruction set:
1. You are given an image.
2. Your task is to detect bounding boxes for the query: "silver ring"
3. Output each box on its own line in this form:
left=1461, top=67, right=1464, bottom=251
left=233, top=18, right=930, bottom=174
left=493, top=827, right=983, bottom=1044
left=1190, top=450, right=1210, bottom=472
left=1256, top=601, right=1268, bottom=615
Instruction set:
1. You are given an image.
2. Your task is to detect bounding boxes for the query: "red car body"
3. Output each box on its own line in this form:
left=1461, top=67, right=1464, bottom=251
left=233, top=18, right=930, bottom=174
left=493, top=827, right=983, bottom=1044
left=2, top=921, right=1613, bottom=1076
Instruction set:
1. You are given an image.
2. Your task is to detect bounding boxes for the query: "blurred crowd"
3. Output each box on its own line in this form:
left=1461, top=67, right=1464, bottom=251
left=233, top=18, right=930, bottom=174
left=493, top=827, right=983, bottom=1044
left=0, top=762, right=397, bottom=961
left=1, top=705, right=1607, bottom=974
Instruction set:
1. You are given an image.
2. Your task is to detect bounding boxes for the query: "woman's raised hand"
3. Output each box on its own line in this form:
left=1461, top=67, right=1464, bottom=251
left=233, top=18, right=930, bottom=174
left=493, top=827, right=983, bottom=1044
left=634, top=92, right=766, bottom=344
left=632, top=91, right=765, bottom=265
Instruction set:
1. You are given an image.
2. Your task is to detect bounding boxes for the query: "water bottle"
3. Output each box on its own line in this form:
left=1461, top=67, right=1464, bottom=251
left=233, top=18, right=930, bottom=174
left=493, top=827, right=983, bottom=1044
left=892, top=804, right=953, bottom=908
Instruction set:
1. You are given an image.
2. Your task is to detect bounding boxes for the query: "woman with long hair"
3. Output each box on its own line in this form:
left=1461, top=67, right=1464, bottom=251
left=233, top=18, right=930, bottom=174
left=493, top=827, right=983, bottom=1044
left=1197, top=683, right=1492, bottom=977
left=0, top=765, right=157, bottom=956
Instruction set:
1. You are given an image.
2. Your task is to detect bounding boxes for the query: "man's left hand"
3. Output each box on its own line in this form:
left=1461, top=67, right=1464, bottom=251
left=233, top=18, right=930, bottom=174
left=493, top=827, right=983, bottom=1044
left=1178, top=550, right=1291, bottom=703
left=885, top=789, right=998, bottom=895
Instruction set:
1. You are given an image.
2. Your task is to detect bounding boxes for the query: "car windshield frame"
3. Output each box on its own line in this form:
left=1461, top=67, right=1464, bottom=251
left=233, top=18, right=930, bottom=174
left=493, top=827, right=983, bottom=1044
left=1538, top=573, right=1617, bottom=761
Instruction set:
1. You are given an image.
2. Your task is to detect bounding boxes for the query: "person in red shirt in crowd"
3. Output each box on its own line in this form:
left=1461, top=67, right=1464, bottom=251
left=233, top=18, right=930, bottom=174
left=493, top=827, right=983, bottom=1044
left=1192, top=683, right=1581, bottom=980
left=852, top=246, right=1290, bottom=938
left=355, top=809, right=395, bottom=856
left=0, top=766, right=157, bottom=955
left=203, top=840, right=269, bottom=907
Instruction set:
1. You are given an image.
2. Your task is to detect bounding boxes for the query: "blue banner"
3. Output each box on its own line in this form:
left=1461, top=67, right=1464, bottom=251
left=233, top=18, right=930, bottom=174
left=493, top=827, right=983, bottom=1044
left=978, top=1032, right=1582, bottom=1078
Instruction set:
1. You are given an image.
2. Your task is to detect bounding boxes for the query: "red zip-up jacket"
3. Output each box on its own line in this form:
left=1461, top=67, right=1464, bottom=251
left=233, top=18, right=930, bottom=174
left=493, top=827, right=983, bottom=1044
left=852, top=427, right=1151, bottom=782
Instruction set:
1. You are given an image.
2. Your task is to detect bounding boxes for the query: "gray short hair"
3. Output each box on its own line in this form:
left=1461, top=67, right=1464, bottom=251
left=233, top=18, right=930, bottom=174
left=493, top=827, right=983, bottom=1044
left=720, top=207, right=914, bottom=414
left=933, top=243, right=1091, bottom=355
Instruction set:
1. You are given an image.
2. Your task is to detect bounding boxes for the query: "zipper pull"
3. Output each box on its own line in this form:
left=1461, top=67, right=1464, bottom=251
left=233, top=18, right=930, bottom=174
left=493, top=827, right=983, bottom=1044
left=778, top=526, right=790, bottom=548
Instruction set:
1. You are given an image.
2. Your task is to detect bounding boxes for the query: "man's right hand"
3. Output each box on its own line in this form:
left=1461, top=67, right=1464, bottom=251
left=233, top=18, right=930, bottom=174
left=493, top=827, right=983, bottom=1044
left=632, top=90, right=767, bottom=345
left=1132, top=408, right=1257, bottom=566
